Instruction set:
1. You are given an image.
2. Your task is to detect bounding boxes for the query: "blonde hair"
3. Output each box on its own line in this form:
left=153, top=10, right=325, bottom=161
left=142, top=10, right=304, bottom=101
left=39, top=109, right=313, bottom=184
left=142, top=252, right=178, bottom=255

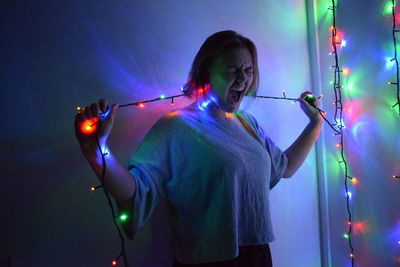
left=183, top=30, right=259, bottom=99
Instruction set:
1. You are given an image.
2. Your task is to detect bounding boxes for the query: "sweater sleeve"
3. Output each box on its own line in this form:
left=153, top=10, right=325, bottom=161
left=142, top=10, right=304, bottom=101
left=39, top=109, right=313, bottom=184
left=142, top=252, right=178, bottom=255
left=239, top=112, right=288, bottom=189
left=125, top=116, right=172, bottom=239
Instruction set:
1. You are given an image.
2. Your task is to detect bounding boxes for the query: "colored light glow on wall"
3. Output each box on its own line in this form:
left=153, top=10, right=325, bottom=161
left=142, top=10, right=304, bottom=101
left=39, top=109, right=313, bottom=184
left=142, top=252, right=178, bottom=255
left=345, top=81, right=354, bottom=91
left=353, top=222, right=368, bottom=235
left=316, top=0, right=333, bottom=24
left=343, top=101, right=362, bottom=123
left=375, top=97, right=399, bottom=130
left=385, top=57, right=396, bottom=69
left=351, top=120, right=373, bottom=144
left=383, top=2, right=395, bottom=15
left=343, top=71, right=365, bottom=98
left=327, top=152, right=342, bottom=180
left=383, top=0, right=400, bottom=23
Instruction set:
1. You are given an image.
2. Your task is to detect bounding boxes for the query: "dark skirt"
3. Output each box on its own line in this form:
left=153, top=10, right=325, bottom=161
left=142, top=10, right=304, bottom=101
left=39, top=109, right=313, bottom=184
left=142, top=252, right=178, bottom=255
left=172, top=244, right=273, bottom=267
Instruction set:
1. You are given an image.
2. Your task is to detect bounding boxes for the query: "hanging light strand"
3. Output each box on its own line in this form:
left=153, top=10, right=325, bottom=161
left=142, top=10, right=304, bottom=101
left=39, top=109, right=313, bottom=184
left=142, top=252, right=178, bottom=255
left=390, top=0, right=400, bottom=114
left=78, top=90, right=342, bottom=266
left=329, top=1, right=355, bottom=265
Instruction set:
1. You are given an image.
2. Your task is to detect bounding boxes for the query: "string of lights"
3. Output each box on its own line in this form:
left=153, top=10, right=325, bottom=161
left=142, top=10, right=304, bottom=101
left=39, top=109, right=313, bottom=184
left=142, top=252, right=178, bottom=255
left=329, top=0, right=355, bottom=265
left=389, top=0, right=400, bottom=115
left=79, top=90, right=342, bottom=266
left=94, top=135, right=129, bottom=267
left=389, top=0, right=400, bottom=182
left=76, top=2, right=400, bottom=264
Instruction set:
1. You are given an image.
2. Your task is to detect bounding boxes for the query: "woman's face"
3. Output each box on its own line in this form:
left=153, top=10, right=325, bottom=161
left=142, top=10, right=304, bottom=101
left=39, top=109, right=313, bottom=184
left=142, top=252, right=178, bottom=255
left=209, top=47, right=254, bottom=113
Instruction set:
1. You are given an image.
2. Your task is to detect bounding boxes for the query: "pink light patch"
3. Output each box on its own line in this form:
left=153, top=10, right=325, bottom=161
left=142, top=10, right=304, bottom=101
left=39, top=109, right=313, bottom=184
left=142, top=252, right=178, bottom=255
left=353, top=221, right=369, bottom=235
left=343, top=101, right=361, bottom=123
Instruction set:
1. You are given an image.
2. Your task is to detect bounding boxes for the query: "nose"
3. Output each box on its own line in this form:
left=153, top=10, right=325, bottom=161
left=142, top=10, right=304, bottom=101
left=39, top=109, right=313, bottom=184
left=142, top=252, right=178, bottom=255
left=236, top=69, right=246, bottom=83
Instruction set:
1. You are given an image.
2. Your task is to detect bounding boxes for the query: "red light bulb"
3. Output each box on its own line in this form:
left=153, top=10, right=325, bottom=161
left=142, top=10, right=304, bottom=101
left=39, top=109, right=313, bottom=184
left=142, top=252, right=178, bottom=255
left=80, top=118, right=98, bottom=135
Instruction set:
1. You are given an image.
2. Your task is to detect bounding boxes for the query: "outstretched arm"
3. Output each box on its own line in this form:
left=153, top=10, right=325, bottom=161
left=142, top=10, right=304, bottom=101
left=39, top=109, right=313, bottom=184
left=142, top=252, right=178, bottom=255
left=74, top=99, right=136, bottom=208
left=283, top=92, right=323, bottom=178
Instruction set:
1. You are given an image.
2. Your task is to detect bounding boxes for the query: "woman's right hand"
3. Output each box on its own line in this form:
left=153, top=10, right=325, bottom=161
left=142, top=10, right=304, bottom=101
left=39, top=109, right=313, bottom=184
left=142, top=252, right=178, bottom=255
left=74, top=99, right=119, bottom=154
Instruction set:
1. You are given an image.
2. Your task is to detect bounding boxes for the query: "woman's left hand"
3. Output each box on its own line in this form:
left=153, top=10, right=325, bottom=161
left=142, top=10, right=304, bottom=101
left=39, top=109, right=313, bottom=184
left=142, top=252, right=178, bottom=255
left=298, top=91, right=322, bottom=124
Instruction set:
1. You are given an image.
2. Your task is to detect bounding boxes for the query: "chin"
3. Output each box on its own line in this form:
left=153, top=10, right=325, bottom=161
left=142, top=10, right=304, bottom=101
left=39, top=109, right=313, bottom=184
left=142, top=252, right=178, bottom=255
left=225, top=105, right=239, bottom=113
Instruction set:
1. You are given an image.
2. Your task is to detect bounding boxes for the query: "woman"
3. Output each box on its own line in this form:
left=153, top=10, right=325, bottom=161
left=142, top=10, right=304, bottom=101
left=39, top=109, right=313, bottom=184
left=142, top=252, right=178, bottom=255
left=75, top=30, right=322, bottom=267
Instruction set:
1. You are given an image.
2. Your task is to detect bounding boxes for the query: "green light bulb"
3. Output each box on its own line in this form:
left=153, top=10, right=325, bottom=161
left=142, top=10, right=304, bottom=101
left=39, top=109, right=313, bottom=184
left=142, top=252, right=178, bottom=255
left=383, top=2, right=395, bottom=15
left=119, top=213, right=128, bottom=222
left=160, top=94, right=166, bottom=99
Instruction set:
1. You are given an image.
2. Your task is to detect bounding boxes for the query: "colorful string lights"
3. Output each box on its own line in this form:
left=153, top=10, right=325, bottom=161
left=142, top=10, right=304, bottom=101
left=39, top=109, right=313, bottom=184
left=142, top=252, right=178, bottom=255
left=94, top=133, right=130, bottom=267
left=388, top=0, right=400, bottom=115
left=78, top=90, right=335, bottom=266
left=79, top=118, right=98, bottom=135
left=388, top=0, right=400, bottom=182
left=328, top=0, right=355, bottom=265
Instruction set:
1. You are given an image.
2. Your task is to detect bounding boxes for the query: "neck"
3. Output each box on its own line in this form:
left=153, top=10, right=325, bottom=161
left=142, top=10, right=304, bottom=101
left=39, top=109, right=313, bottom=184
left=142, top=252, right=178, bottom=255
left=196, top=101, right=237, bottom=120
left=208, top=102, right=228, bottom=119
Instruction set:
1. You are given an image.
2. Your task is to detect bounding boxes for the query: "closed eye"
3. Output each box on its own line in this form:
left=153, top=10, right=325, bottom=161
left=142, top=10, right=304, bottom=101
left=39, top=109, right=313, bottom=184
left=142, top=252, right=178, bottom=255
left=225, top=68, right=253, bottom=72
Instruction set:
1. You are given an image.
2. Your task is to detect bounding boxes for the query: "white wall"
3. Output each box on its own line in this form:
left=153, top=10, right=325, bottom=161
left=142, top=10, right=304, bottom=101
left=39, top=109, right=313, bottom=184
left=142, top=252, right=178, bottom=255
left=312, top=0, right=400, bottom=266
left=1, top=0, right=321, bottom=266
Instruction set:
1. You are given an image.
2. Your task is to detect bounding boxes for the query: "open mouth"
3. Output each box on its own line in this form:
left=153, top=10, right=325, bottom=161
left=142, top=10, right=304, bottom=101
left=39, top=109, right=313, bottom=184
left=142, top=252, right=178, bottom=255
left=229, top=88, right=245, bottom=102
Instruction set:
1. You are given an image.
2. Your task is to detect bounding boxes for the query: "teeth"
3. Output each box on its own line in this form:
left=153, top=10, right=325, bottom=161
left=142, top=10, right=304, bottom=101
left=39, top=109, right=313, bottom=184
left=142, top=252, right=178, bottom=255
left=231, top=87, right=245, bottom=92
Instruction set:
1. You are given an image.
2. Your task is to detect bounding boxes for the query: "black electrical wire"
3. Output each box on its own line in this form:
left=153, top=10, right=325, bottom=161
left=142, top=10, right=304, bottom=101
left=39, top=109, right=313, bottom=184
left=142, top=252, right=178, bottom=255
left=86, top=90, right=344, bottom=267
left=391, top=0, right=400, bottom=115
left=94, top=132, right=130, bottom=267
left=330, top=0, right=355, bottom=265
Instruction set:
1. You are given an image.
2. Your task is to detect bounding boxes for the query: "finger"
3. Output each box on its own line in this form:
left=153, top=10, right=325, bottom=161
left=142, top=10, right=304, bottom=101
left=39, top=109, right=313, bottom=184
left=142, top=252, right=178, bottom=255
left=303, top=94, right=315, bottom=100
left=300, top=97, right=316, bottom=110
left=300, top=91, right=313, bottom=98
left=84, top=106, right=92, bottom=119
left=108, top=104, right=119, bottom=120
left=74, top=111, right=86, bottom=125
left=299, top=97, right=308, bottom=105
left=308, top=96, right=317, bottom=105
left=99, top=99, right=107, bottom=113
left=90, top=103, right=99, bottom=118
